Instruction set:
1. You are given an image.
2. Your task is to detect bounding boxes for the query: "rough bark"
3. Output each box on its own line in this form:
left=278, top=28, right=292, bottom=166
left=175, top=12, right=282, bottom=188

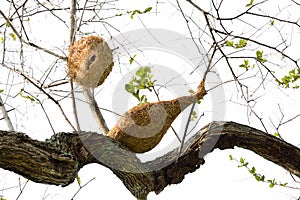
left=0, top=121, right=299, bottom=199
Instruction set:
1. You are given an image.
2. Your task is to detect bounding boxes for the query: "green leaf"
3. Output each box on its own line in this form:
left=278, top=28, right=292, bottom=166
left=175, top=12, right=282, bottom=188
left=125, top=84, right=134, bottom=93
left=130, top=9, right=143, bottom=19
left=125, top=66, right=156, bottom=104
left=256, top=50, right=263, bottom=59
left=5, top=21, right=10, bottom=27
left=144, top=66, right=151, bottom=73
left=129, top=7, right=152, bottom=19
left=137, top=85, right=146, bottom=90
left=229, top=155, right=233, bottom=160
left=240, top=157, right=245, bottom=164
left=139, top=95, right=148, bottom=104
left=273, top=132, right=279, bottom=137
left=0, top=89, right=3, bottom=93
left=260, top=175, right=265, bottom=182
left=270, top=20, right=275, bottom=26
left=278, top=68, right=300, bottom=88
left=9, top=32, right=17, bottom=41
left=256, top=50, right=267, bottom=63
left=129, top=54, right=137, bottom=64
left=188, top=89, right=195, bottom=94
left=249, top=167, right=256, bottom=174
left=149, top=74, right=153, bottom=80
left=19, top=91, right=36, bottom=103
left=239, top=60, right=251, bottom=70
left=190, top=111, right=198, bottom=121
left=225, top=40, right=234, bottom=47
left=76, top=175, right=81, bottom=187
left=254, top=174, right=261, bottom=181
left=267, top=179, right=276, bottom=188
left=226, top=39, right=247, bottom=49
left=280, top=182, right=288, bottom=186
left=129, top=54, right=136, bottom=64
left=238, top=157, right=248, bottom=167
left=136, top=68, right=145, bottom=77
left=143, top=7, right=152, bottom=13
left=246, top=0, right=254, bottom=7
left=235, top=39, right=247, bottom=49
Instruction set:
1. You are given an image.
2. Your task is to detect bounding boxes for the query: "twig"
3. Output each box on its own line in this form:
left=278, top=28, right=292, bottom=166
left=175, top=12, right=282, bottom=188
left=0, top=9, right=67, bottom=60
left=22, top=90, right=56, bottom=134
left=69, top=0, right=81, bottom=131
left=177, top=102, right=196, bottom=158
left=19, top=72, right=76, bottom=131
left=70, top=0, right=77, bottom=45
left=0, top=95, right=14, bottom=131
left=70, top=80, right=81, bottom=131
left=15, top=179, right=29, bottom=200
left=70, top=177, right=95, bottom=200
left=82, top=88, right=109, bottom=134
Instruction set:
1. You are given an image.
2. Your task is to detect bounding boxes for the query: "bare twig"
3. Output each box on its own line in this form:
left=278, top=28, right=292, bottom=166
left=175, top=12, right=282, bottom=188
left=18, top=71, right=76, bottom=131
left=15, top=179, right=29, bottom=200
left=69, top=0, right=81, bottom=131
left=0, top=9, right=67, bottom=60
left=82, top=88, right=109, bottom=134
left=0, top=95, right=14, bottom=131
left=70, top=177, right=96, bottom=200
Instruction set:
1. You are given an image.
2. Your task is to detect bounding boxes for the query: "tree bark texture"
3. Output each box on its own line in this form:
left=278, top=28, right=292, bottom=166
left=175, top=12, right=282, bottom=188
left=0, top=121, right=299, bottom=199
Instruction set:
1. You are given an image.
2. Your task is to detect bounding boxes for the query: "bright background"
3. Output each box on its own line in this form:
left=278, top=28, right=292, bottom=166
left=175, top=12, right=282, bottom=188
left=0, top=0, right=300, bottom=199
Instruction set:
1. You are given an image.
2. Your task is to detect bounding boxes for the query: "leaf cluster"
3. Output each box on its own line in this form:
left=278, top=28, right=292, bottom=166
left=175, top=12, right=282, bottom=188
left=125, top=66, right=156, bottom=104
left=277, top=68, right=300, bottom=88
left=239, top=59, right=254, bottom=71
left=189, top=111, right=198, bottom=121
left=19, top=91, right=37, bottom=103
left=225, top=39, right=248, bottom=49
left=256, top=50, right=267, bottom=63
left=229, top=155, right=288, bottom=188
left=115, top=7, right=152, bottom=19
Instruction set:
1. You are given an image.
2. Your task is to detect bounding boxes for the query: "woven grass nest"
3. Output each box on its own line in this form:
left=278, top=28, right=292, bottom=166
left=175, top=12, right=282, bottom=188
left=68, top=36, right=114, bottom=88
left=107, top=80, right=206, bottom=153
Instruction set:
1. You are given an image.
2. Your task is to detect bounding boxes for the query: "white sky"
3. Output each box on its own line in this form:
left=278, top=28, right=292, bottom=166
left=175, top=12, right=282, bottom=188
left=1, top=0, right=300, bottom=199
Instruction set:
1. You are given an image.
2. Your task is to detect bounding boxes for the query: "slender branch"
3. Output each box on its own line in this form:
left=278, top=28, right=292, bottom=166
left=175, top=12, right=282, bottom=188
left=177, top=102, right=196, bottom=158
left=82, top=88, right=109, bottom=134
left=0, top=95, right=14, bottom=131
left=214, top=29, right=299, bottom=68
left=69, top=0, right=81, bottom=131
left=20, top=72, right=76, bottom=131
left=70, top=0, right=77, bottom=44
left=0, top=9, right=67, bottom=60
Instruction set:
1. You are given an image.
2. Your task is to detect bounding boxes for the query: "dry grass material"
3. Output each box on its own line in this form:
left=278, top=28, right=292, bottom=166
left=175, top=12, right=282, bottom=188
left=107, top=80, right=207, bottom=153
left=68, top=36, right=114, bottom=88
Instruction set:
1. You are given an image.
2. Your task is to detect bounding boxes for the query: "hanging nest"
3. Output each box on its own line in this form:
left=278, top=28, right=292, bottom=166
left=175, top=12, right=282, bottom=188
left=68, top=36, right=114, bottom=88
left=107, top=80, right=207, bottom=153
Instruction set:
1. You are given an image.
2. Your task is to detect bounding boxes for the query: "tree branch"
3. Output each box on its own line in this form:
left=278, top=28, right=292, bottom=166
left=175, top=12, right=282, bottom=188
left=0, top=121, right=299, bottom=199
left=0, top=96, right=14, bottom=131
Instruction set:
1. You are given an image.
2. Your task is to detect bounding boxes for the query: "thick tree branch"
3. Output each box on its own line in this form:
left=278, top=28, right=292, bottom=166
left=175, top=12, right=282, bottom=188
left=0, top=121, right=299, bottom=199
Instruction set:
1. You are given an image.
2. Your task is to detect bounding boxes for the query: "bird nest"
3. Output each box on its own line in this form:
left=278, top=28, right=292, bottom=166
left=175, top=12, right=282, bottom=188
left=68, top=36, right=114, bottom=88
